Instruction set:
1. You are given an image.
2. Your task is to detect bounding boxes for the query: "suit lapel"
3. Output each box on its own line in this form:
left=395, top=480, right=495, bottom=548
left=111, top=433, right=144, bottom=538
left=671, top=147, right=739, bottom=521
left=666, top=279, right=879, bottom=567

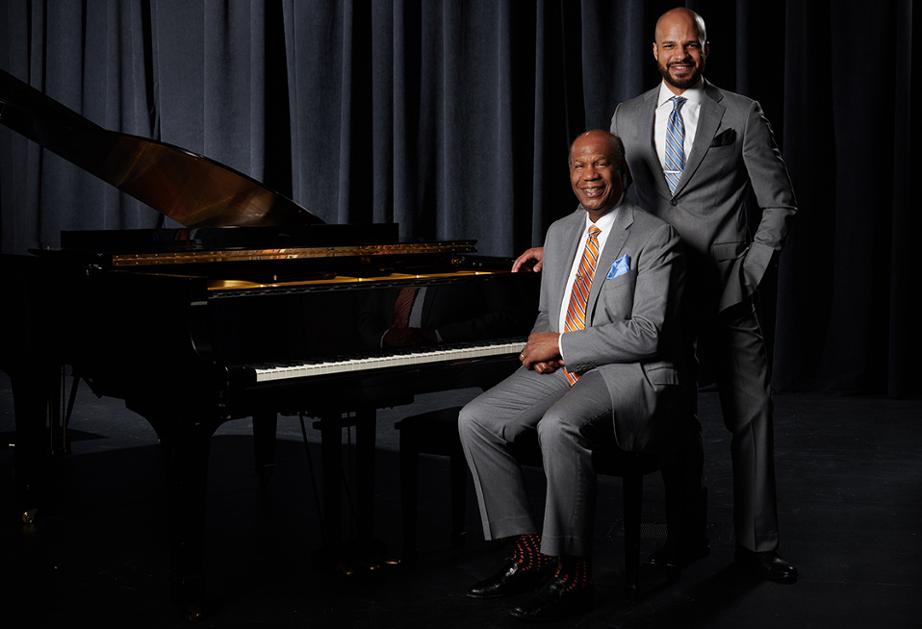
left=586, top=206, right=633, bottom=321
left=672, top=81, right=726, bottom=198
left=638, top=90, right=672, bottom=200
left=551, top=212, right=586, bottom=329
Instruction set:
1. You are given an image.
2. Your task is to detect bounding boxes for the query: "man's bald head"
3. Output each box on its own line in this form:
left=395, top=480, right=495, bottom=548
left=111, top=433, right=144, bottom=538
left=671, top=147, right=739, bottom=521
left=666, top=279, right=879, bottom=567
left=655, top=7, right=707, bottom=43
left=569, top=130, right=625, bottom=168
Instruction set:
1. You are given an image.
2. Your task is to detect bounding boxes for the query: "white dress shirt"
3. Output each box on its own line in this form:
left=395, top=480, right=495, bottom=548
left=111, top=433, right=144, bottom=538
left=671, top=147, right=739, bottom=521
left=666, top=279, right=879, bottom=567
left=653, top=79, right=704, bottom=174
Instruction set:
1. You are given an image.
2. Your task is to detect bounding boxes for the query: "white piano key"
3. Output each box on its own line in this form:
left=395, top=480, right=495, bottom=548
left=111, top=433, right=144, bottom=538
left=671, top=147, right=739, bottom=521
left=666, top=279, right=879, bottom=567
left=253, top=341, right=525, bottom=382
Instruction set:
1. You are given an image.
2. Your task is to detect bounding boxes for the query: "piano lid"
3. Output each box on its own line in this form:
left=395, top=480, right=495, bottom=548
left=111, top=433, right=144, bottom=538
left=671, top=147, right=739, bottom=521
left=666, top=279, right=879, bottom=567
left=0, top=70, right=322, bottom=228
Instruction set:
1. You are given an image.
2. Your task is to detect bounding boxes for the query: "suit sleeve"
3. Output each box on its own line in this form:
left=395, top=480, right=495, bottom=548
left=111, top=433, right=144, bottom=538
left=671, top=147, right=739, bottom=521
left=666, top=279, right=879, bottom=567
left=740, top=100, right=798, bottom=292
left=609, top=103, right=642, bottom=206
left=530, top=228, right=556, bottom=335
left=610, top=103, right=622, bottom=136
left=560, top=223, right=683, bottom=370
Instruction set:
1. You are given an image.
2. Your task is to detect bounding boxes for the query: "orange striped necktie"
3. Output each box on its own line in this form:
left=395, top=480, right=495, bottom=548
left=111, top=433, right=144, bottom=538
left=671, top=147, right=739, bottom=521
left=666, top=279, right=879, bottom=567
left=563, top=225, right=602, bottom=385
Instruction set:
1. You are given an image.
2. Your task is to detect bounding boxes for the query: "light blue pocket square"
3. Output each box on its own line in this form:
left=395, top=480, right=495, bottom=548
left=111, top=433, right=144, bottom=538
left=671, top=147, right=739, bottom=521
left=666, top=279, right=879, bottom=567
left=606, top=255, right=631, bottom=280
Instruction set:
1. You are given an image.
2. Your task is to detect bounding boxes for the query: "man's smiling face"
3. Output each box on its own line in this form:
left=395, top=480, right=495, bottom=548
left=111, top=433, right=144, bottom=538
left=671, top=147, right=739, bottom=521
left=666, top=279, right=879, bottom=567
left=653, top=9, right=709, bottom=92
left=569, top=132, right=623, bottom=220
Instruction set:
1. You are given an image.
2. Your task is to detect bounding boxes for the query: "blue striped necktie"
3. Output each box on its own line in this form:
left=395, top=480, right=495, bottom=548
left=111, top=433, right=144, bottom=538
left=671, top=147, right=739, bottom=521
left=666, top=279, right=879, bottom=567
left=664, top=96, right=687, bottom=194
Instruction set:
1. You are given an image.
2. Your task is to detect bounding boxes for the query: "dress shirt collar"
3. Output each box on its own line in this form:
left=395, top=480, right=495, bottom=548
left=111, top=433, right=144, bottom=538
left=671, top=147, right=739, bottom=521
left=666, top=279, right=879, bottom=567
left=657, top=78, right=705, bottom=108
left=579, top=201, right=620, bottom=233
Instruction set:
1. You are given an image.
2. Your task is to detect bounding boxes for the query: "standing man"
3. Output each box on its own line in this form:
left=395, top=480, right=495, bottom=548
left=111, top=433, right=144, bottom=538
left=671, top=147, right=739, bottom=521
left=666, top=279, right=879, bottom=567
left=513, top=8, right=798, bottom=582
left=460, top=130, right=686, bottom=621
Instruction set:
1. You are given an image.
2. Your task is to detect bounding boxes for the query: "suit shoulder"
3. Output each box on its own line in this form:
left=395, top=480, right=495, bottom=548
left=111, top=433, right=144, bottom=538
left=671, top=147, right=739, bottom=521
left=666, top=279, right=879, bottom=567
left=626, top=204, right=672, bottom=232
left=628, top=206, right=681, bottom=248
left=706, top=81, right=758, bottom=110
left=546, top=209, right=582, bottom=236
left=617, top=88, right=656, bottom=115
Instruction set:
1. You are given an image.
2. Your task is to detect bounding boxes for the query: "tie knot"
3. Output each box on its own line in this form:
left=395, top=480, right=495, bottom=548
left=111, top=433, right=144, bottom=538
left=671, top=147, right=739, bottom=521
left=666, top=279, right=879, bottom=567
left=588, top=226, right=602, bottom=238
left=671, top=96, right=687, bottom=112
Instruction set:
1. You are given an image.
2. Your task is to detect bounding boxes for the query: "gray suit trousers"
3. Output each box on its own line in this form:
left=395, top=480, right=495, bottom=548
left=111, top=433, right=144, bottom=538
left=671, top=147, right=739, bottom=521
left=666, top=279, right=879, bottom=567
left=458, top=367, right=615, bottom=557
left=704, top=298, right=780, bottom=552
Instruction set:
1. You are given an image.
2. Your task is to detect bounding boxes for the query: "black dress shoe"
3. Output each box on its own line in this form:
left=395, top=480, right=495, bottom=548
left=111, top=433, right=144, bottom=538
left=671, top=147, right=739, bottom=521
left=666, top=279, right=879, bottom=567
left=509, top=576, right=593, bottom=622
left=466, top=560, right=552, bottom=599
left=734, top=548, right=798, bottom=584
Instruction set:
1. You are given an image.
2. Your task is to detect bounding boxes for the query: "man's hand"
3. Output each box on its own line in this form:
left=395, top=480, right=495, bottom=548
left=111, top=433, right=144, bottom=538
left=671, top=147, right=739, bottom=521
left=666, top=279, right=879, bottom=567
left=512, top=246, right=546, bottom=273
left=532, top=359, right=564, bottom=374
left=520, top=331, right=562, bottom=371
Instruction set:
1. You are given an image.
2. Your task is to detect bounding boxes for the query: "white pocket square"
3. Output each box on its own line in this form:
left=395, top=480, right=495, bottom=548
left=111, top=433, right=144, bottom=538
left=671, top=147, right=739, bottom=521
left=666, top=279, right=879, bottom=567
left=606, top=255, right=631, bottom=280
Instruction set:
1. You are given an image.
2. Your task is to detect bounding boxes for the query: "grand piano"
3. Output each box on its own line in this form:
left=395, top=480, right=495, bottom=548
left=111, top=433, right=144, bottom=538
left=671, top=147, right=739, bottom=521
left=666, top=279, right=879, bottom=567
left=0, top=70, right=538, bottom=616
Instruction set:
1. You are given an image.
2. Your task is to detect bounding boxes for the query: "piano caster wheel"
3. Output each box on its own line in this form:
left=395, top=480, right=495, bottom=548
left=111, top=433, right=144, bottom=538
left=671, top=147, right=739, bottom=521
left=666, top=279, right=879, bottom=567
left=332, top=558, right=354, bottom=578
left=20, top=507, right=38, bottom=527
left=171, top=577, right=209, bottom=623
left=183, top=604, right=207, bottom=624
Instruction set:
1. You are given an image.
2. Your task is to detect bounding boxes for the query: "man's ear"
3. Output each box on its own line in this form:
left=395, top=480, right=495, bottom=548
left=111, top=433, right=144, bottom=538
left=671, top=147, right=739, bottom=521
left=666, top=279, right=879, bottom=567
left=652, top=41, right=658, bottom=60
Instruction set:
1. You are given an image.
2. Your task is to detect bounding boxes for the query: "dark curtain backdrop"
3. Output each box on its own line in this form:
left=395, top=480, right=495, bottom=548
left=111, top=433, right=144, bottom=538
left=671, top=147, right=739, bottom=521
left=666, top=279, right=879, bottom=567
left=1, top=0, right=918, bottom=396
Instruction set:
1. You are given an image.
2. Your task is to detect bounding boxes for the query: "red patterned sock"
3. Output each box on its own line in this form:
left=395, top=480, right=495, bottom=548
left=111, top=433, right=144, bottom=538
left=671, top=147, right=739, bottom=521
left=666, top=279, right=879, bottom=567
left=553, top=556, right=592, bottom=592
left=511, top=533, right=550, bottom=572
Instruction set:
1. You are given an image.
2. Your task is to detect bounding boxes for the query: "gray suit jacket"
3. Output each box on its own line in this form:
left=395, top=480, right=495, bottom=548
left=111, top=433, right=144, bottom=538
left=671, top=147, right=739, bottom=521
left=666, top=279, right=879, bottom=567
left=611, top=80, right=797, bottom=313
left=532, top=203, right=685, bottom=452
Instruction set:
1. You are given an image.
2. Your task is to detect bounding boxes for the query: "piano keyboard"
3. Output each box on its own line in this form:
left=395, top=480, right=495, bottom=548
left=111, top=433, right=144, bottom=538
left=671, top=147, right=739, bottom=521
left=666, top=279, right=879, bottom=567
left=253, top=340, right=526, bottom=383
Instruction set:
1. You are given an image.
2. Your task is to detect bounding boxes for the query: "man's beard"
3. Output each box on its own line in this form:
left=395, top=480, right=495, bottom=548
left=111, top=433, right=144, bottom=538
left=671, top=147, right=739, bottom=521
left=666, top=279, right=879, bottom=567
left=658, top=60, right=704, bottom=90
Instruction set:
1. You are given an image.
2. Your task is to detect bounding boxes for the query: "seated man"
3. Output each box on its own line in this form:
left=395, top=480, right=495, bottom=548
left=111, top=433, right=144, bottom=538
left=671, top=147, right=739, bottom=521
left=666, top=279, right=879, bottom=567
left=458, top=130, right=687, bottom=621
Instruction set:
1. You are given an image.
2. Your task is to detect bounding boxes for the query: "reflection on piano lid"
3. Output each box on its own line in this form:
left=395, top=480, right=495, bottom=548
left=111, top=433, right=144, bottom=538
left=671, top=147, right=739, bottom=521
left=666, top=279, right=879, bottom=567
left=207, top=268, right=503, bottom=292
left=0, top=69, right=320, bottom=228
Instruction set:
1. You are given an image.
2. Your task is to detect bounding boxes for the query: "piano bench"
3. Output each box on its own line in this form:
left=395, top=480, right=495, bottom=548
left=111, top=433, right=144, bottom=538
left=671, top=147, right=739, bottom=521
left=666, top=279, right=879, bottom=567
left=395, top=405, right=662, bottom=602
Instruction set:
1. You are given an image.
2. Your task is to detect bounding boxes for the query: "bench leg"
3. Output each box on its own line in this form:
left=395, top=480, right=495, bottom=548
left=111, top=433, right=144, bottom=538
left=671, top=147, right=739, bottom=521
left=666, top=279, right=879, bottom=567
left=622, top=466, right=643, bottom=603
left=449, top=450, right=467, bottom=548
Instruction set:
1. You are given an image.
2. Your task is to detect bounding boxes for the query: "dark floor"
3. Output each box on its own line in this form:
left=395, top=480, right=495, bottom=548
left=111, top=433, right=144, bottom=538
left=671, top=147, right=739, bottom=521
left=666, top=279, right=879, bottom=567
left=1, top=372, right=921, bottom=628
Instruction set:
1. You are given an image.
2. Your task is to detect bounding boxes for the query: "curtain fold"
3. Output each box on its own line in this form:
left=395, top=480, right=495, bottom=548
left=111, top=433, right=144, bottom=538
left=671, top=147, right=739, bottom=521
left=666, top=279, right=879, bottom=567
left=885, top=0, right=917, bottom=398
left=0, top=0, right=917, bottom=396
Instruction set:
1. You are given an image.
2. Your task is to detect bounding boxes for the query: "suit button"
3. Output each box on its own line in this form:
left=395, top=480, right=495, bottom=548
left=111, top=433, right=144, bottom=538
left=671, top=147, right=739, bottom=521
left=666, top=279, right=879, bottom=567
left=670, top=199, right=678, bottom=206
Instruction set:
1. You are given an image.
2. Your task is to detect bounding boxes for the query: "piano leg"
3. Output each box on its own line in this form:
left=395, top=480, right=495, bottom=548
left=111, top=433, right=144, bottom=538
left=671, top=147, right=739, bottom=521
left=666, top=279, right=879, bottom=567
left=354, top=409, right=377, bottom=559
left=316, top=408, right=379, bottom=572
left=9, top=364, right=66, bottom=525
left=252, top=412, right=278, bottom=512
left=319, top=413, right=343, bottom=564
left=137, top=403, right=222, bottom=620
